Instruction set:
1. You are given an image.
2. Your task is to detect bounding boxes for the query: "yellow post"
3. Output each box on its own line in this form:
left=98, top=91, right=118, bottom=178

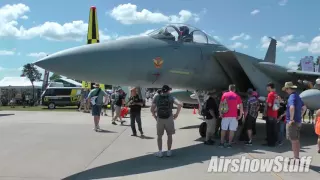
left=82, top=6, right=100, bottom=89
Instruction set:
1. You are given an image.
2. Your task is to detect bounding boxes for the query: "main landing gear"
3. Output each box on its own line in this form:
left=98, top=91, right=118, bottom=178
left=193, top=90, right=209, bottom=138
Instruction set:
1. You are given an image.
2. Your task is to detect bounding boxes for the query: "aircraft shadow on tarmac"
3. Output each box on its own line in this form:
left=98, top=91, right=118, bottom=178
left=185, top=121, right=319, bottom=154
left=62, top=143, right=254, bottom=180
left=0, top=113, right=15, bottom=117
left=62, top=121, right=319, bottom=179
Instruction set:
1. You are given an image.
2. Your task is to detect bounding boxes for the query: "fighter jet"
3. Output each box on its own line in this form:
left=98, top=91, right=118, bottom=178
left=35, top=24, right=320, bottom=105
left=299, top=78, right=320, bottom=110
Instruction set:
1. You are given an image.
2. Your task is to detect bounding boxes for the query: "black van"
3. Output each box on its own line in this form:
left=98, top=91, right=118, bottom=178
left=41, top=87, right=83, bottom=109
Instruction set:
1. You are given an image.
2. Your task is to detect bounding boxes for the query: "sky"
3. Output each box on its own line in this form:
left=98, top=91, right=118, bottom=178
left=1, top=0, right=320, bottom=79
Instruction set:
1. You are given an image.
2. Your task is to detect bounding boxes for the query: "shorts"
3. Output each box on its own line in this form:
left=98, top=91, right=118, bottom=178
left=221, top=117, right=238, bottom=131
left=157, top=116, right=175, bottom=136
left=245, top=115, right=255, bottom=130
left=205, top=118, right=217, bottom=137
left=315, top=118, right=320, bottom=135
left=92, top=105, right=102, bottom=116
left=286, top=122, right=302, bottom=141
left=111, top=102, right=115, bottom=112
left=115, top=105, right=121, bottom=117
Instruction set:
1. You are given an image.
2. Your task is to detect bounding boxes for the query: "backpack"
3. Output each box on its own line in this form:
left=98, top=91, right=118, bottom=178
left=115, top=94, right=122, bottom=106
left=219, top=98, right=229, bottom=114
left=157, top=95, right=172, bottom=119
left=201, top=101, right=208, bottom=117
left=90, top=88, right=101, bottom=105
left=272, top=95, right=280, bottom=111
left=111, top=93, right=115, bottom=100
left=201, top=99, right=212, bottom=118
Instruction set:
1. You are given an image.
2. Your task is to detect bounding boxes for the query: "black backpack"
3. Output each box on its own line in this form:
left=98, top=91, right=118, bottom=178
left=201, top=101, right=208, bottom=117
left=157, top=95, right=172, bottom=119
left=115, top=94, right=122, bottom=106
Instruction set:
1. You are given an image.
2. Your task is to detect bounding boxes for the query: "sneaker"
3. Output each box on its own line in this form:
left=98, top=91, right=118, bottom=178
left=278, top=141, right=283, bottom=146
left=140, top=131, right=144, bottom=136
left=112, top=121, right=117, bottom=125
left=318, top=150, right=320, bottom=154
left=245, top=141, right=253, bottom=146
left=96, top=125, right=102, bottom=132
left=166, top=150, right=172, bottom=157
left=218, top=143, right=225, bottom=148
left=154, top=151, right=163, bottom=157
left=131, top=134, right=137, bottom=136
left=226, top=143, right=232, bottom=148
left=204, top=140, right=215, bottom=145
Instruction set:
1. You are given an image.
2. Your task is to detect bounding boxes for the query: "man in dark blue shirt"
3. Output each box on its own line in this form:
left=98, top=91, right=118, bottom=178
left=282, top=82, right=306, bottom=161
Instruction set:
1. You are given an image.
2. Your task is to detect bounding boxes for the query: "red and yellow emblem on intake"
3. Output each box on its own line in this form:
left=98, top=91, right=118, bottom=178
left=153, top=57, right=163, bottom=68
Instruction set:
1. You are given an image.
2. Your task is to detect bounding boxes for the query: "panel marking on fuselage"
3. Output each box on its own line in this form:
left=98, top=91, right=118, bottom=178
left=153, top=57, right=163, bottom=68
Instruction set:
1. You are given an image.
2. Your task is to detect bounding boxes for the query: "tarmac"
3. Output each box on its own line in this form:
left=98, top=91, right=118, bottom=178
left=0, top=106, right=319, bottom=180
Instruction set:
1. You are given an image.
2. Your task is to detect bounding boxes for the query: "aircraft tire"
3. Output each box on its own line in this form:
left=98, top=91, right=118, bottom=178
left=199, top=122, right=207, bottom=137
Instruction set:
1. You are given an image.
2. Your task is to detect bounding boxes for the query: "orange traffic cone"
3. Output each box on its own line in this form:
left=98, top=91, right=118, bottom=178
left=193, top=107, right=196, bottom=114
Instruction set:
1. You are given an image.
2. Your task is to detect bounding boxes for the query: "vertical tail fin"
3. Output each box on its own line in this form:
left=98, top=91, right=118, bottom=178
left=263, top=37, right=277, bottom=63
left=83, top=6, right=100, bottom=89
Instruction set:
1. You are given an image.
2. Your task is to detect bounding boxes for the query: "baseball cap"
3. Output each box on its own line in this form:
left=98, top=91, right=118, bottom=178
left=247, top=88, right=253, bottom=94
left=161, top=85, right=172, bottom=93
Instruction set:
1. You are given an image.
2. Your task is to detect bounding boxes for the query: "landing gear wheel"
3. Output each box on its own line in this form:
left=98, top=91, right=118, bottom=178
left=199, top=121, right=207, bottom=138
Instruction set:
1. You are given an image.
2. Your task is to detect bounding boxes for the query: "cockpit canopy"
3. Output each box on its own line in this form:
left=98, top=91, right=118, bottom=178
left=148, top=24, right=223, bottom=45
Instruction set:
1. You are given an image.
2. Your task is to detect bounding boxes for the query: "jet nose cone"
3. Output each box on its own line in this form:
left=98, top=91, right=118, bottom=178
left=300, top=89, right=320, bottom=110
left=35, top=44, right=95, bottom=73
left=35, top=36, right=151, bottom=84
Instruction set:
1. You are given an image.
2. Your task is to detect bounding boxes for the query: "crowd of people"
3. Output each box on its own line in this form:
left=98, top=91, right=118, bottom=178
left=202, top=81, right=320, bottom=163
left=78, top=81, right=320, bottom=160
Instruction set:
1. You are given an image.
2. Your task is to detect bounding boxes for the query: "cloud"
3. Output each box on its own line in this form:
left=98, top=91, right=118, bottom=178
left=260, top=36, right=285, bottom=48
left=0, top=65, right=46, bottom=79
left=288, top=56, right=296, bottom=60
left=20, top=15, right=28, bottom=19
left=229, top=42, right=248, bottom=49
left=287, top=61, right=298, bottom=70
left=280, top=34, right=294, bottom=42
left=284, top=42, right=309, bottom=52
left=27, top=52, right=47, bottom=58
left=109, top=3, right=199, bottom=24
left=0, top=66, right=24, bottom=78
left=0, top=50, right=15, bottom=56
left=251, top=9, right=260, bottom=15
left=115, top=29, right=154, bottom=40
left=0, top=3, right=111, bottom=42
left=279, top=0, right=288, bottom=6
left=230, top=33, right=251, bottom=41
left=308, top=36, right=320, bottom=54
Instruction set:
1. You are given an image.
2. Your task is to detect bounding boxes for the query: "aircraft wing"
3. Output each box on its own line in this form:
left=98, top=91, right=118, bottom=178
left=256, top=62, right=320, bottom=82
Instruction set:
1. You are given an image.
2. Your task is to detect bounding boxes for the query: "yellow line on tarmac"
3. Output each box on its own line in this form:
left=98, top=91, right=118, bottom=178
left=246, top=152, right=284, bottom=180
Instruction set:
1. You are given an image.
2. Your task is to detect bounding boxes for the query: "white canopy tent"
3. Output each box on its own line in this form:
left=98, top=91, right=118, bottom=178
left=0, top=77, right=42, bottom=89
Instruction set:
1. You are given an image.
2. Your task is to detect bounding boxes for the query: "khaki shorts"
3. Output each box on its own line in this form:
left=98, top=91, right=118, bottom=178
left=286, top=122, right=302, bottom=141
left=157, top=116, right=175, bottom=136
left=115, top=105, right=121, bottom=117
